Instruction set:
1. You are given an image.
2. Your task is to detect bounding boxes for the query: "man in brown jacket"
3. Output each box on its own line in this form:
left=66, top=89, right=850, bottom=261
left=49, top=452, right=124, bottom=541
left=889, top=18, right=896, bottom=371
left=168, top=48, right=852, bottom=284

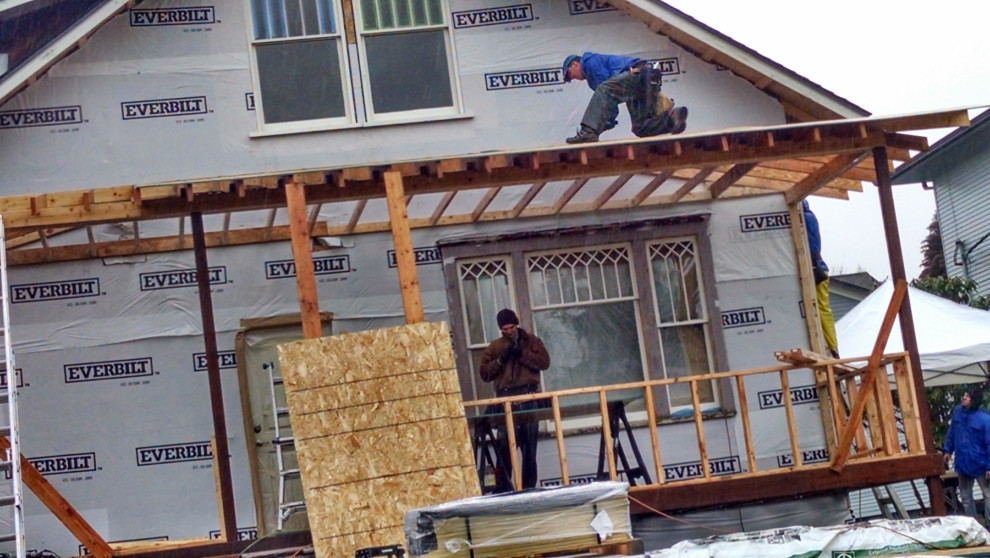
left=479, top=308, right=551, bottom=490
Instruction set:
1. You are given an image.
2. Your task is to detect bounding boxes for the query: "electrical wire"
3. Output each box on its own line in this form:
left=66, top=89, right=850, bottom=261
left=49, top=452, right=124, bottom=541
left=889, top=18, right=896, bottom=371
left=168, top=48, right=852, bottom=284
left=627, top=494, right=736, bottom=535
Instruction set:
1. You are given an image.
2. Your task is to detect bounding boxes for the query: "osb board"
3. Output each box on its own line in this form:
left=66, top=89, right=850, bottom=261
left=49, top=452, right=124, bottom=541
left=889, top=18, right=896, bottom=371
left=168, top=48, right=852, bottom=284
left=306, top=466, right=478, bottom=541
left=277, top=321, right=480, bottom=557
left=278, top=321, right=455, bottom=391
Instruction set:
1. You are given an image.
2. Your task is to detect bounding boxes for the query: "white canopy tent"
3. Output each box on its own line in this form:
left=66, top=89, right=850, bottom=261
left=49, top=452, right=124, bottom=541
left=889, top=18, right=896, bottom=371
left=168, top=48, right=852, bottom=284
left=836, top=280, right=990, bottom=387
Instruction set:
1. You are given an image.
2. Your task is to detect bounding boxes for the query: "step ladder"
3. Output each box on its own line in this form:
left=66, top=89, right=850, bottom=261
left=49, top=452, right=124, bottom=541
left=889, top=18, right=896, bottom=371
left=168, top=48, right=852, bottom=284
left=264, top=362, right=306, bottom=530
left=872, top=484, right=909, bottom=519
left=0, top=216, right=25, bottom=557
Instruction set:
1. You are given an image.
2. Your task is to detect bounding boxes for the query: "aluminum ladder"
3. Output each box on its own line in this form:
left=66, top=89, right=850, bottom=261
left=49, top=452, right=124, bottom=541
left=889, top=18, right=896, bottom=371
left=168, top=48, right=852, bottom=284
left=264, top=362, right=305, bottom=530
left=0, top=215, right=25, bottom=557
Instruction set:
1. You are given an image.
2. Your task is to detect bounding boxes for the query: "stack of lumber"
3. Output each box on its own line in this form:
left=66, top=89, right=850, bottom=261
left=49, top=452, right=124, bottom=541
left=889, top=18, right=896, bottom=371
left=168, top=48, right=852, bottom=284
left=277, top=321, right=480, bottom=558
left=405, top=481, right=632, bottom=557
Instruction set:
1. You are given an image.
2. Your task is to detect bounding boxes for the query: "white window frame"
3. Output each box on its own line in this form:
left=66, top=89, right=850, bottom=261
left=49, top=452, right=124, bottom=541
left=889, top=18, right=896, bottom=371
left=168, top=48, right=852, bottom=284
left=352, top=0, right=465, bottom=124
left=646, top=236, right=719, bottom=412
left=245, top=0, right=465, bottom=134
left=456, top=256, right=517, bottom=401
left=245, top=0, right=356, bottom=134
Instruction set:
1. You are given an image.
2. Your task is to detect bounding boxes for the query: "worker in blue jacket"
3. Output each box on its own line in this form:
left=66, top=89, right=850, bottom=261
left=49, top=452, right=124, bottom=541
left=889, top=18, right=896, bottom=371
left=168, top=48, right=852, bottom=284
left=802, top=200, right=839, bottom=358
left=562, top=52, right=688, bottom=144
left=943, top=386, right=990, bottom=524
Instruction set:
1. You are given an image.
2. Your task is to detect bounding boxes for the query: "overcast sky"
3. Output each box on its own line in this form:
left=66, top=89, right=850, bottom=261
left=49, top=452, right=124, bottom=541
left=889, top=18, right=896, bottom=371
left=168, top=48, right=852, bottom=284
left=663, top=0, right=990, bottom=281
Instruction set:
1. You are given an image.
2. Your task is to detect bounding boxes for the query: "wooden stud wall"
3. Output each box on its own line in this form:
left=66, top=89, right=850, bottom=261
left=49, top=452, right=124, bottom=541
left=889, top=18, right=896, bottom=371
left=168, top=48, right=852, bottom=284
left=276, top=321, right=480, bottom=557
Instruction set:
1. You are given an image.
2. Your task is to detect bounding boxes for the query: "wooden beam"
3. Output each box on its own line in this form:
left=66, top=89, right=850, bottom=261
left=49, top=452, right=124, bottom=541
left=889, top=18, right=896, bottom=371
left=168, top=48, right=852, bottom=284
left=471, top=187, right=501, bottom=222
left=592, top=174, right=633, bottom=209
left=7, top=222, right=332, bottom=266
left=383, top=171, right=425, bottom=324
left=784, top=151, right=866, bottom=204
left=429, top=191, right=456, bottom=226
left=0, top=437, right=113, bottom=558
left=190, top=213, right=238, bottom=538
left=631, top=171, right=670, bottom=206
left=708, top=162, right=756, bottom=198
left=670, top=166, right=716, bottom=202
left=346, top=200, right=367, bottom=234
left=552, top=178, right=589, bottom=213
left=285, top=183, right=323, bottom=339
left=628, top=453, right=943, bottom=514
left=830, top=279, right=907, bottom=472
left=263, top=208, right=276, bottom=241
left=511, top=182, right=546, bottom=218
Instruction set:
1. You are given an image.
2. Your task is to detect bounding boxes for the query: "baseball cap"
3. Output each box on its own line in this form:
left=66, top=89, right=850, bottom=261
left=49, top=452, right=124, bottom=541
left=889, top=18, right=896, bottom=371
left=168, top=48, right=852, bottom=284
left=562, top=54, right=579, bottom=82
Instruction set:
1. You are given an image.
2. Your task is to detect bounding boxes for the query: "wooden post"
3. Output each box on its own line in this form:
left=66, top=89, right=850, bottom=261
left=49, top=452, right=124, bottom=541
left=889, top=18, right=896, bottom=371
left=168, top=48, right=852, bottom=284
left=285, top=182, right=322, bottom=339
left=191, top=212, right=238, bottom=539
left=551, top=396, right=569, bottom=486
left=789, top=202, right=839, bottom=456
left=383, top=171, right=425, bottom=323
left=874, top=146, right=946, bottom=515
left=0, top=438, right=113, bottom=558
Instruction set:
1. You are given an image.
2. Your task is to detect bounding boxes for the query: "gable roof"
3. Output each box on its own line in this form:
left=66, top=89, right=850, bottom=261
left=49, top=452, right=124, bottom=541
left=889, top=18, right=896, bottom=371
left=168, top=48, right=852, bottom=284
left=0, top=0, right=134, bottom=108
left=891, top=107, right=990, bottom=185
left=0, top=0, right=866, bottom=122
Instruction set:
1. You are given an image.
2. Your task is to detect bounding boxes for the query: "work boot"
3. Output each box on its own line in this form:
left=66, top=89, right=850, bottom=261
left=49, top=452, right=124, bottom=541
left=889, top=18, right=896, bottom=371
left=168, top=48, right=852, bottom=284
left=669, top=106, right=688, bottom=134
left=603, top=119, right=618, bottom=132
left=566, top=126, right=599, bottom=144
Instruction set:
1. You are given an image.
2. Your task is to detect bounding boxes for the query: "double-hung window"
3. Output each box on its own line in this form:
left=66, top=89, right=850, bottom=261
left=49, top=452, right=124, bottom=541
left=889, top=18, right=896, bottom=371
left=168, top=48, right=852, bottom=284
left=354, top=0, right=460, bottom=122
left=247, top=0, right=463, bottom=132
left=249, top=0, right=353, bottom=129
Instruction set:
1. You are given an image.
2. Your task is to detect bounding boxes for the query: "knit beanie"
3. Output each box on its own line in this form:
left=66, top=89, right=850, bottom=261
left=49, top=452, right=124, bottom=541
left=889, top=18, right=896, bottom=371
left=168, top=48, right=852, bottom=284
left=496, top=308, right=519, bottom=328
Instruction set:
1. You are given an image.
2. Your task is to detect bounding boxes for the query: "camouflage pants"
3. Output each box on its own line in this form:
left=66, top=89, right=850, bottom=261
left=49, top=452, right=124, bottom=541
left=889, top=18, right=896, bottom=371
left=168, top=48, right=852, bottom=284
left=579, top=69, right=676, bottom=137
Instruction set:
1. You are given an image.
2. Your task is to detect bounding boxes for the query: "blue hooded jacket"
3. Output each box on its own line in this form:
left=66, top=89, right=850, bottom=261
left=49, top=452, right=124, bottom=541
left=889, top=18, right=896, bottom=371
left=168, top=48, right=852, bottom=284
left=802, top=199, right=829, bottom=274
left=944, top=403, right=990, bottom=477
left=579, top=52, right=640, bottom=91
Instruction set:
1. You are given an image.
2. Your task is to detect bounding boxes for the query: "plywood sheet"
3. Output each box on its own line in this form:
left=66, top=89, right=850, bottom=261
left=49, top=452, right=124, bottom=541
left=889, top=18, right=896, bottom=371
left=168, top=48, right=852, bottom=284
left=277, top=321, right=480, bottom=558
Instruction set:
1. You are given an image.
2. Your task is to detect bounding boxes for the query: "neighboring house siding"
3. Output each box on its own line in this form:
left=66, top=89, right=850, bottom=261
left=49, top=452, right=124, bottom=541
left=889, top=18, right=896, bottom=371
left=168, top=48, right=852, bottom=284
left=933, top=128, right=990, bottom=297
left=830, top=292, right=858, bottom=322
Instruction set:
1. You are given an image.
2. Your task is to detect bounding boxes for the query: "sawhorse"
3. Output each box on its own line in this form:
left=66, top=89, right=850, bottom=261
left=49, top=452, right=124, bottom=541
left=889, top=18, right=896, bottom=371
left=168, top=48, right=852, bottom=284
left=597, top=401, right=651, bottom=486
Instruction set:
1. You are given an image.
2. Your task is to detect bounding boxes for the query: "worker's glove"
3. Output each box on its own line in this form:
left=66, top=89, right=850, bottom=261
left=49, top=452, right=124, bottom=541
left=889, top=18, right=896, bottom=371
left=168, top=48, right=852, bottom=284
left=509, top=343, right=523, bottom=359
left=499, top=349, right=511, bottom=365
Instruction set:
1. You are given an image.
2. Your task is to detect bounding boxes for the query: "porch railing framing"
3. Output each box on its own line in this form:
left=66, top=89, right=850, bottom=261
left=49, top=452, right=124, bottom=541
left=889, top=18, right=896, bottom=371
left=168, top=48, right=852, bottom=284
left=464, top=350, right=926, bottom=504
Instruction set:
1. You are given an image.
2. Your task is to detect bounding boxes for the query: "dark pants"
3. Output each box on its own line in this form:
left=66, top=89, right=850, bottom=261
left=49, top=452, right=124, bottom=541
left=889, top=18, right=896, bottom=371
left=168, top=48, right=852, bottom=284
left=493, top=387, right=542, bottom=491
left=580, top=70, right=676, bottom=137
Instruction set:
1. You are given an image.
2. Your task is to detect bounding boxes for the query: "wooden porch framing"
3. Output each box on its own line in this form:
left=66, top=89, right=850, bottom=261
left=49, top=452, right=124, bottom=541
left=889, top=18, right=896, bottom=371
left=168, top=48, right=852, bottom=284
left=0, top=108, right=970, bottom=556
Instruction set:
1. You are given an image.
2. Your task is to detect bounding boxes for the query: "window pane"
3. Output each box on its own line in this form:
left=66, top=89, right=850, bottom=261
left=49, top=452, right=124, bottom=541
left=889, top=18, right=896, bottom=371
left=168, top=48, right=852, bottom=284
left=395, top=0, right=412, bottom=27
left=651, top=240, right=701, bottom=324
left=411, top=0, right=428, bottom=26
left=253, top=0, right=337, bottom=39
left=660, top=325, right=714, bottom=407
left=426, top=0, right=444, bottom=24
left=255, top=39, right=346, bottom=123
left=536, top=302, right=644, bottom=406
left=364, top=30, right=454, bottom=113
left=285, top=0, right=303, bottom=36
left=361, top=0, right=380, bottom=30
left=458, top=259, right=512, bottom=346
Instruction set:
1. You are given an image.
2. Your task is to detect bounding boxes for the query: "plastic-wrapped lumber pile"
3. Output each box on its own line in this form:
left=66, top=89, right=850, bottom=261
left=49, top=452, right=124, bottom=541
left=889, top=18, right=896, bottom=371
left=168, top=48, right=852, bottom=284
left=405, top=481, right=631, bottom=557
left=647, top=516, right=990, bottom=558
